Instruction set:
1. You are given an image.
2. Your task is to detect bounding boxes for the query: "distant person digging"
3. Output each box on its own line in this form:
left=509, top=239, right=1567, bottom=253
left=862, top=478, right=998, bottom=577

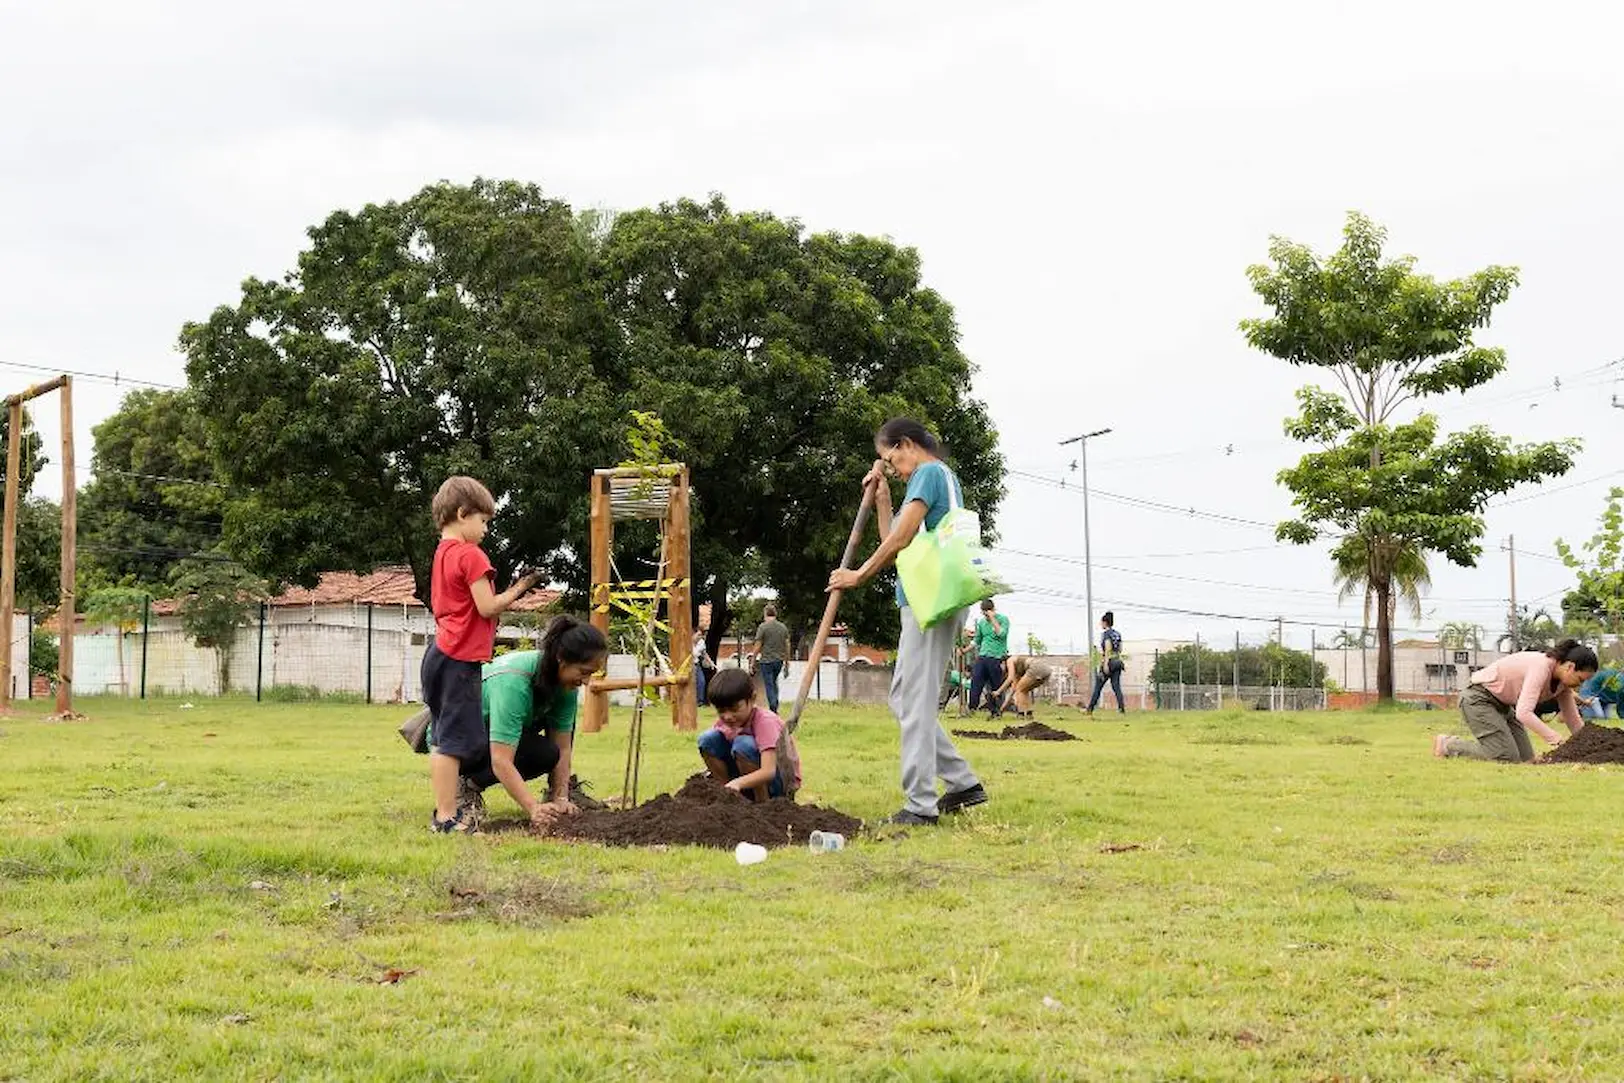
left=1433, top=640, right=1596, bottom=763
left=993, top=656, right=1053, bottom=719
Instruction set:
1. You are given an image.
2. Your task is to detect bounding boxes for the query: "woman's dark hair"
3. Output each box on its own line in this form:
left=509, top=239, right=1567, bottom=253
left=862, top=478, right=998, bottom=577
left=707, top=667, right=755, bottom=710
left=1546, top=638, right=1599, bottom=672
left=1101, top=611, right=1115, bottom=627
left=532, top=615, right=609, bottom=697
left=875, top=417, right=943, bottom=456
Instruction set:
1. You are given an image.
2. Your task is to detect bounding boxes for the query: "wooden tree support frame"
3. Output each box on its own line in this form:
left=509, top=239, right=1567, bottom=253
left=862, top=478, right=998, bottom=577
left=0, top=374, right=79, bottom=718
left=581, top=465, right=697, bottom=733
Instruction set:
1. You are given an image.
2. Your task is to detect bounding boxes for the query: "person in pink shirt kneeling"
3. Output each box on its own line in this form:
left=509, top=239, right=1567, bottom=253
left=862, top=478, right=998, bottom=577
left=698, top=668, right=802, bottom=802
left=1435, top=639, right=1597, bottom=763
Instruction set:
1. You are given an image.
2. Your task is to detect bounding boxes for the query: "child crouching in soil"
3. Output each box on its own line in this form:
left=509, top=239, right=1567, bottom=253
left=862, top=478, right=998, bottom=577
left=698, top=668, right=801, bottom=801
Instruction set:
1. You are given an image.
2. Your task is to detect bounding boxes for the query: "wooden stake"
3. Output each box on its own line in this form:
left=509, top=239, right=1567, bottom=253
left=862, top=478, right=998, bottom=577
left=0, top=400, right=20, bottom=710
left=786, top=478, right=878, bottom=731
left=55, top=377, right=76, bottom=718
left=666, top=468, right=697, bottom=732
left=582, top=472, right=613, bottom=733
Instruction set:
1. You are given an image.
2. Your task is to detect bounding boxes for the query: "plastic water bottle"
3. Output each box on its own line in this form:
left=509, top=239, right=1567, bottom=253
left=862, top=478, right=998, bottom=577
left=808, top=830, right=846, bottom=853
left=734, top=842, right=768, bottom=866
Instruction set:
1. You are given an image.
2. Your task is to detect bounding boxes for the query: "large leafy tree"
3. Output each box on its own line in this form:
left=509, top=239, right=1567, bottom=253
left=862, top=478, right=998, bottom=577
left=1243, top=212, right=1577, bottom=700
left=1557, top=486, right=1624, bottom=633
left=78, top=389, right=224, bottom=586
left=181, top=179, right=620, bottom=602
left=182, top=183, right=1003, bottom=650
left=0, top=407, right=45, bottom=496
left=595, top=196, right=1002, bottom=650
left=14, top=497, right=62, bottom=612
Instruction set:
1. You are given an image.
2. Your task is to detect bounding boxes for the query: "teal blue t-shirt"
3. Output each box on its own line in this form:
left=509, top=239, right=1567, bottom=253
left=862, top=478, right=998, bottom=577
left=895, top=460, right=961, bottom=608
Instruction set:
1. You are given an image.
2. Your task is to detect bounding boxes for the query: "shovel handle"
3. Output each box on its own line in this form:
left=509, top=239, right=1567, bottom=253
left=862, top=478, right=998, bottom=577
left=787, top=477, right=879, bottom=731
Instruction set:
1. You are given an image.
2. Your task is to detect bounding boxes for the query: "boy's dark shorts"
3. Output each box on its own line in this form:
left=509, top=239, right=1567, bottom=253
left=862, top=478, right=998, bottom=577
left=421, top=640, right=485, bottom=760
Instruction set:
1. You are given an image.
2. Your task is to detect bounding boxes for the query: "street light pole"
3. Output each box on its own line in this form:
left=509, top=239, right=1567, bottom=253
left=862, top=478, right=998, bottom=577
left=1060, top=428, right=1112, bottom=671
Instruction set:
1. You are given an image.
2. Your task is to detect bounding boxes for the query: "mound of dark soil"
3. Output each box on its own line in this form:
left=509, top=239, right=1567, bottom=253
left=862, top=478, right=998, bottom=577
left=952, top=721, right=1078, bottom=742
left=1537, top=723, right=1624, bottom=765
left=539, top=774, right=863, bottom=849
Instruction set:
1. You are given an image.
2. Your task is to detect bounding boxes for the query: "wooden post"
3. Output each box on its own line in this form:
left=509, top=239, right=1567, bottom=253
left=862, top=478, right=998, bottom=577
left=0, top=399, right=20, bottom=710
left=582, top=473, right=613, bottom=732
left=55, top=377, right=76, bottom=718
left=666, top=467, right=696, bottom=731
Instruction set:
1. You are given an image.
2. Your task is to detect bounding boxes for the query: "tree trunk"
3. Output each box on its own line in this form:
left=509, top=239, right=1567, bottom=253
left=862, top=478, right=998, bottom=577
left=218, top=648, right=232, bottom=694
left=705, top=577, right=730, bottom=663
left=1375, top=578, right=1395, bottom=702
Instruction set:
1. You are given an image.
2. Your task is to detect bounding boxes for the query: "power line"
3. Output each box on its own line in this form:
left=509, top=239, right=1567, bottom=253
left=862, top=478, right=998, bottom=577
left=1007, top=470, right=1281, bottom=531
left=0, top=360, right=184, bottom=391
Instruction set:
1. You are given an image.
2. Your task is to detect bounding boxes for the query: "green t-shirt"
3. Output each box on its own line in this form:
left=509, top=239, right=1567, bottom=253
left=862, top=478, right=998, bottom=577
left=482, top=651, right=579, bottom=747
left=756, top=619, right=790, bottom=663
left=895, top=461, right=961, bottom=607
left=975, top=613, right=1011, bottom=659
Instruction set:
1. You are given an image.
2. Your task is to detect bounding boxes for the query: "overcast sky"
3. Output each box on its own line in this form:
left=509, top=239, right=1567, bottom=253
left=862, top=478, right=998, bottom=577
left=3, top=0, right=1622, bottom=652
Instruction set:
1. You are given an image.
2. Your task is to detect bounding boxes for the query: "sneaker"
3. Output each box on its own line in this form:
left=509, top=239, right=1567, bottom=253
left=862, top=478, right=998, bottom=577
left=566, top=775, right=608, bottom=811
left=455, top=776, right=487, bottom=829
left=939, top=783, right=988, bottom=815
left=882, top=809, right=940, bottom=827
left=431, top=808, right=478, bottom=835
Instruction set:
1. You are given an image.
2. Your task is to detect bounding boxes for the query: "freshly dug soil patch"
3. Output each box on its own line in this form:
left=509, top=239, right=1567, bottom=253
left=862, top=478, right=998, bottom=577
left=1537, top=723, right=1624, bottom=765
left=953, top=721, right=1078, bottom=742
left=538, top=774, right=863, bottom=849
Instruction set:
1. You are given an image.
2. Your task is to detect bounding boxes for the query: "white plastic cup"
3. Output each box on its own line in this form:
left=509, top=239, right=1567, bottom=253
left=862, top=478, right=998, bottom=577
left=807, top=831, right=846, bottom=853
left=734, top=842, right=768, bottom=866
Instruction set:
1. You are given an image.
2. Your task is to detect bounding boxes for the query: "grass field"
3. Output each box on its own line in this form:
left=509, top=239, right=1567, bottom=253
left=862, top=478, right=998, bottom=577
left=3, top=697, right=1623, bottom=1081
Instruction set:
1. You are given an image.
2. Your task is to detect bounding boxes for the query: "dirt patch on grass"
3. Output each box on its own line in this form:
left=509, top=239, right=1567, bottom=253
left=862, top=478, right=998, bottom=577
left=1537, top=723, right=1624, bottom=765
left=952, top=721, right=1078, bottom=742
left=529, top=774, right=862, bottom=849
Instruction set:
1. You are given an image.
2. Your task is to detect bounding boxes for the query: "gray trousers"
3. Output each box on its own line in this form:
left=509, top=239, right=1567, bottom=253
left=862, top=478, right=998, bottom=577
left=1443, top=683, right=1535, bottom=763
left=892, top=606, right=980, bottom=816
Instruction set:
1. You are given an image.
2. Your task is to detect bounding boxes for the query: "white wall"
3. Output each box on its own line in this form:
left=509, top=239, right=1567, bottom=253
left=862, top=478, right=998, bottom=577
left=7, top=615, right=29, bottom=701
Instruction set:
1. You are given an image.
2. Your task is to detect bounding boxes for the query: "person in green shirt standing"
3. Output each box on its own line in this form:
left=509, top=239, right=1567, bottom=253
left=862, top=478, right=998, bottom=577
left=969, top=599, right=1012, bottom=718
left=453, top=615, right=610, bottom=831
left=754, top=604, right=791, bottom=714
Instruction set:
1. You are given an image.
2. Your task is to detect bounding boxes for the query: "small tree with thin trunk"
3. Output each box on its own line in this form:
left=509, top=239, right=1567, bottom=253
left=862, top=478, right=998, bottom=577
left=1243, top=212, right=1578, bottom=701
left=83, top=586, right=147, bottom=695
left=169, top=555, right=268, bottom=694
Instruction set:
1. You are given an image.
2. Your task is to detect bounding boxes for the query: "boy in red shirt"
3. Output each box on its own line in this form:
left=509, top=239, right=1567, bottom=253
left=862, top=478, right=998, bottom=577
left=424, top=476, right=539, bottom=833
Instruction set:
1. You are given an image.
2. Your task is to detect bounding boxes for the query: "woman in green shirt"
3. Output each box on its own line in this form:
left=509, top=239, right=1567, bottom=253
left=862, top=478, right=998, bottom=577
left=455, top=615, right=609, bottom=830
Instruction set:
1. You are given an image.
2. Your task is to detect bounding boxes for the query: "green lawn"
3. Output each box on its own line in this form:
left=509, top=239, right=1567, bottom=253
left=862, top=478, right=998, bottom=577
left=3, top=698, right=1622, bottom=1081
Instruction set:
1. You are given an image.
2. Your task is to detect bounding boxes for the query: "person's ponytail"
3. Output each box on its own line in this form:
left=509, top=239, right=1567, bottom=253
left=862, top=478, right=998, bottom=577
left=1545, top=638, right=1599, bottom=672
left=532, top=615, right=609, bottom=697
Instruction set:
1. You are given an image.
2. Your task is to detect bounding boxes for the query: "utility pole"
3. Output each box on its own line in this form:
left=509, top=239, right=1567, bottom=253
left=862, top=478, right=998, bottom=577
left=1506, top=534, right=1519, bottom=651
left=1059, top=428, right=1112, bottom=671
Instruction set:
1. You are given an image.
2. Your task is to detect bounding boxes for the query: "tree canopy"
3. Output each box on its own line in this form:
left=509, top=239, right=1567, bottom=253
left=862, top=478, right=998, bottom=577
left=1149, top=642, right=1325, bottom=688
left=1557, top=486, right=1624, bottom=633
left=182, top=181, right=1003, bottom=649
left=1243, top=212, right=1577, bottom=700
left=78, top=389, right=224, bottom=587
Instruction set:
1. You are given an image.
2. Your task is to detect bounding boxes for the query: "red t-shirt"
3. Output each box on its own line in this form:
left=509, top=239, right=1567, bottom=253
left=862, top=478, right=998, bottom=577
left=431, top=539, right=496, bottom=662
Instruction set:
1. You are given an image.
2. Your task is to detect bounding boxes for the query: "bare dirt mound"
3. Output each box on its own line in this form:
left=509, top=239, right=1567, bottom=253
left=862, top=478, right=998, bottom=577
left=1537, top=723, right=1624, bottom=765
left=537, top=774, right=863, bottom=849
left=953, top=721, right=1078, bottom=742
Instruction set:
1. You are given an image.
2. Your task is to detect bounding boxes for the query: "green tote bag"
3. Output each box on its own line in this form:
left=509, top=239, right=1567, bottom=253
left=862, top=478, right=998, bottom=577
left=895, top=473, right=1010, bottom=628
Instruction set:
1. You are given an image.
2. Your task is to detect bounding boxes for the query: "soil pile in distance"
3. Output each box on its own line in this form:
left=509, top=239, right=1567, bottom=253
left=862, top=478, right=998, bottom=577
left=953, top=721, right=1078, bottom=742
